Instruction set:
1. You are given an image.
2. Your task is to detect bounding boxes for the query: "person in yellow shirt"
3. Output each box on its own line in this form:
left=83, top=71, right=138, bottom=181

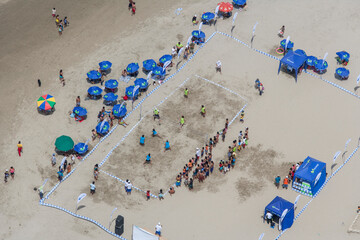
left=17, top=141, right=22, bottom=157
left=200, top=105, right=206, bottom=117
left=180, top=116, right=185, bottom=128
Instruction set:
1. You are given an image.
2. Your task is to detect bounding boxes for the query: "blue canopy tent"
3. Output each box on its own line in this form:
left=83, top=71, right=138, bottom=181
left=126, top=63, right=139, bottom=74
left=305, top=56, right=318, bottom=69
left=73, top=107, right=87, bottom=116
left=314, top=59, right=328, bottom=74
left=280, top=39, right=294, bottom=50
left=96, top=121, right=110, bottom=136
left=336, top=51, right=350, bottom=61
left=134, top=78, right=149, bottom=91
left=264, top=196, right=294, bottom=231
left=98, top=61, right=112, bottom=71
left=335, top=67, right=350, bottom=80
left=74, top=142, right=89, bottom=155
left=292, top=156, right=326, bottom=197
left=192, top=30, right=206, bottom=44
left=125, top=85, right=139, bottom=100
left=159, top=55, right=172, bottom=64
left=202, top=12, right=215, bottom=23
left=87, top=70, right=102, bottom=83
left=105, top=79, right=118, bottom=92
left=87, top=86, right=103, bottom=99
left=112, top=104, right=127, bottom=118
left=278, top=50, right=307, bottom=82
left=152, top=66, right=166, bottom=78
left=142, top=59, right=157, bottom=71
left=233, top=0, right=247, bottom=7
left=103, top=92, right=118, bottom=105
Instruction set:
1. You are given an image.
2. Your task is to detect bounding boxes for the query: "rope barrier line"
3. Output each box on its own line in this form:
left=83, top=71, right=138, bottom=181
left=274, top=145, right=359, bottom=240
left=101, top=170, right=158, bottom=198
left=39, top=201, right=127, bottom=240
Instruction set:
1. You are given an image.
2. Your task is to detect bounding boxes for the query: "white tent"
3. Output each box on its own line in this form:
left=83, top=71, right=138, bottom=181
left=132, top=225, right=159, bottom=240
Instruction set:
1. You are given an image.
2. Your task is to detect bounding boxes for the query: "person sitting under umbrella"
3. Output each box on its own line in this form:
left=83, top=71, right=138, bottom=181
left=192, top=14, right=199, bottom=25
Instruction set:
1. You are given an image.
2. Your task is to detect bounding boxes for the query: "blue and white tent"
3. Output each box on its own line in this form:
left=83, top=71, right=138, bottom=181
left=278, top=50, right=307, bottom=82
left=264, top=196, right=294, bottom=231
left=292, top=156, right=326, bottom=197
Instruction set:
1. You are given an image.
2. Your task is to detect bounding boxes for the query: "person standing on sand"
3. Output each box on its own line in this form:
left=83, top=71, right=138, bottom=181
left=126, top=180, right=132, bottom=195
left=52, top=8, right=56, bottom=18
left=4, top=170, right=9, bottom=183
left=76, top=96, right=80, bottom=107
left=90, top=181, right=96, bottom=195
left=180, top=116, right=185, bottom=128
left=58, top=25, right=62, bottom=36
left=184, top=88, right=188, bottom=98
left=51, top=153, right=56, bottom=166
left=164, top=140, right=171, bottom=151
left=200, top=105, right=206, bottom=117
left=59, top=69, right=64, bottom=86
left=17, top=141, right=22, bottom=157
left=128, top=0, right=134, bottom=10
left=131, top=2, right=136, bottom=15
left=275, top=176, right=281, bottom=189
left=155, top=223, right=162, bottom=237
left=216, top=60, right=222, bottom=74
left=9, top=167, right=15, bottom=180
left=38, top=185, right=44, bottom=199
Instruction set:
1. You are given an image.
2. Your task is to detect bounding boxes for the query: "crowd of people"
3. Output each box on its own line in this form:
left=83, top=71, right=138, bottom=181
left=52, top=8, right=69, bottom=36
left=274, top=161, right=304, bottom=190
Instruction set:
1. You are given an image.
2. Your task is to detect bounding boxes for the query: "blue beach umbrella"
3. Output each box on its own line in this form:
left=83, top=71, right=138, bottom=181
left=103, top=92, right=118, bottom=102
left=98, top=61, right=112, bottom=71
left=96, top=121, right=110, bottom=135
left=202, top=12, right=215, bottom=21
left=335, top=67, right=350, bottom=78
left=112, top=104, right=127, bottom=118
left=295, top=49, right=306, bottom=57
left=87, top=86, right=103, bottom=96
left=134, top=78, right=148, bottom=90
left=233, top=0, right=246, bottom=5
left=336, top=51, right=350, bottom=61
left=152, top=66, right=166, bottom=76
left=126, top=63, right=139, bottom=74
left=192, top=30, right=206, bottom=39
left=105, top=79, right=119, bottom=89
left=280, top=39, right=294, bottom=49
left=315, top=59, right=328, bottom=71
left=74, top=143, right=89, bottom=154
left=159, top=55, right=172, bottom=64
left=125, top=85, right=139, bottom=98
left=143, top=59, right=157, bottom=71
left=73, top=107, right=87, bottom=116
left=306, top=56, right=318, bottom=66
left=87, top=70, right=101, bottom=80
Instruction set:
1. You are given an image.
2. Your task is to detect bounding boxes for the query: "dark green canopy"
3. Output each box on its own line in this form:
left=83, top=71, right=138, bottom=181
left=55, top=135, right=74, bottom=152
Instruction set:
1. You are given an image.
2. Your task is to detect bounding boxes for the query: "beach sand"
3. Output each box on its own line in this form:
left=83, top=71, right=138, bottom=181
left=1, top=0, right=360, bottom=239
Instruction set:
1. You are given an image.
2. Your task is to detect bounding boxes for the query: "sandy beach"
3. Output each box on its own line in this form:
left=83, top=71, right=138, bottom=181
left=1, top=0, right=360, bottom=239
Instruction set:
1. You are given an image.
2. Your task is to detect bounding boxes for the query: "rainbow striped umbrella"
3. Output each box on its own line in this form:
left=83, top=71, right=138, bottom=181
left=37, top=94, right=56, bottom=111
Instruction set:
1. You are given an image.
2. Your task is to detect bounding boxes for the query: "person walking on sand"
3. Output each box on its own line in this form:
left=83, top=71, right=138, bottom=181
left=184, top=88, right=189, bottom=98
left=17, top=141, right=23, bottom=157
left=51, top=153, right=56, bottom=166
left=90, top=181, right=96, bottom=195
left=216, top=60, right=222, bottom=74
left=38, top=185, right=44, bottom=199
left=52, top=8, right=56, bottom=18
left=4, top=170, right=9, bottom=183
left=155, top=222, right=162, bottom=237
left=164, top=140, right=171, bottom=151
left=259, top=83, right=264, bottom=95
left=144, top=153, right=151, bottom=164
left=76, top=96, right=81, bottom=107
left=200, top=105, right=206, bottom=117
left=64, top=17, right=69, bottom=27
left=131, top=2, right=136, bottom=15
left=126, top=180, right=132, bottom=195
left=278, top=25, right=285, bottom=38
left=158, top=189, right=164, bottom=200
left=275, top=176, right=281, bottom=189
left=58, top=25, right=62, bottom=36
left=152, top=129, right=161, bottom=138
left=180, top=116, right=185, bottom=128
left=9, top=167, right=15, bottom=180
left=128, top=0, right=133, bottom=10
left=153, top=108, right=160, bottom=121
left=140, top=135, right=145, bottom=145
left=59, top=69, right=64, bottom=86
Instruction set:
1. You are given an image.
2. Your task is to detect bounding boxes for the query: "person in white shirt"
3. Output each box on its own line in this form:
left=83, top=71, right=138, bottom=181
left=216, top=60, right=222, bottom=73
left=155, top=222, right=162, bottom=236
left=90, top=181, right=96, bottom=195
left=126, top=180, right=132, bottom=195
left=171, top=46, right=177, bottom=57
left=52, top=8, right=56, bottom=17
left=51, top=154, right=56, bottom=166
left=265, top=211, right=273, bottom=224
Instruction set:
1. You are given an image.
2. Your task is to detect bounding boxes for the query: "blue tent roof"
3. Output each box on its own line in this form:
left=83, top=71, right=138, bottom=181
left=306, top=56, right=318, bottom=66
left=134, top=78, right=148, bottom=90
left=112, top=104, right=127, bottom=118
left=294, top=156, right=326, bottom=183
left=152, top=66, right=166, bottom=76
left=265, top=196, right=294, bottom=216
left=103, top=92, right=118, bottom=102
left=126, top=63, right=139, bottom=73
left=315, top=59, right=328, bottom=71
left=202, top=12, right=215, bottom=21
left=294, top=49, right=306, bottom=57
left=87, top=86, right=103, bottom=96
left=159, top=55, right=172, bottom=64
left=73, top=107, right=87, bottom=116
left=87, top=70, right=101, bottom=80
left=233, top=0, right=246, bottom=5
left=280, top=50, right=307, bottom=70
left=336, top=51, right=350, bottom=61
left=143, top=59, right=157, bottom=71
left=96, top=121, right=110, bottom=135
left=280, top=39, right=294, bottom=49
left=192, top=30, right=205, bottom=39
left=335, top=67, right=350, bottom=78
left=125, top=85, right=139, bottom=98
left=105, top=79, right=118, bottom=89
left=74, top=143, right=89, bottom=154
left=98, top=61, right=112, bottom=70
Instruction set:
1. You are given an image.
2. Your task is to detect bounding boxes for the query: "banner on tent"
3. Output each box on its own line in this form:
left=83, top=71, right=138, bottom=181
left=132, top=225, right=159, bottom=240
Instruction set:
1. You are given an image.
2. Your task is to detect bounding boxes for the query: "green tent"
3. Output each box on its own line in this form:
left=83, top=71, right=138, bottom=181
left=55, top=135, right=74, bottom=152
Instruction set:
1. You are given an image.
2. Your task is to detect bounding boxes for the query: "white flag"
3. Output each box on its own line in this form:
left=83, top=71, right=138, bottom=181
left=285, top=36, right=290, bottom=50
left=333, top=151, right=341, bottom=164
left=357, top=74, right=360, bottom=85
left=178, top=47, right=185, bottom=59
left=84, top=139, right=90, bottom=147
left=252, top=22, right=258, bottom=36
left=147, top=71, right=152, bottom=80
left=42, top=178, right=49, bottom=187
left=345, top=138, right=351, bottom=151
left=232, top=12, right=238, bottom=26
left=133, top=85, right=140, bottom=98
left=323, top=52, right=328, bottom=62
left=99, top=119, right=107, bottom=131
left=163, top=60, right=171, bottom=71
left=294, top=194, right=301, bottom=208
left=77, top=193, right=87, bottom=204
left=187, top=35, right=193, bottom=46
left=215, top=5, right=220, bottom=16
left=258, top=233, right=264, bottom=240
left=199, top=22, right=203, bottom=32
left=279, top=208, right=289, bottom=231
